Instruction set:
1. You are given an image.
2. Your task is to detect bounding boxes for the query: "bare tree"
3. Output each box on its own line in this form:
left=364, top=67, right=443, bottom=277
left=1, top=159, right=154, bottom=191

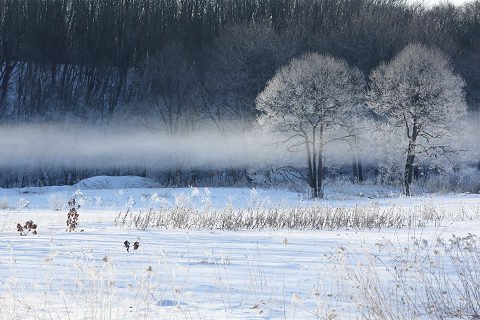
left=368, top=43, right=467, bottom=196
left=256, top=53, right=364, bottom=198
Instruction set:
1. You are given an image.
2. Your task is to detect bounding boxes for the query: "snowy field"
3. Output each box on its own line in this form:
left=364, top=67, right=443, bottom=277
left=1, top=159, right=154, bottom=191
left=1, top=176, right=480, bottom=319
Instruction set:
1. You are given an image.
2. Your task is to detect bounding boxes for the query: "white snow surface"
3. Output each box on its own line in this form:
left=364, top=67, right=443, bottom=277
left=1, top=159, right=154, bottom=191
left=0, top=176, right=479, bottom=319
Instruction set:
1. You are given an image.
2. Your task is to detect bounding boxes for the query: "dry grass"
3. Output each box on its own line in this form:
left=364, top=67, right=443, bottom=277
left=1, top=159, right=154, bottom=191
left=115, top=204, right=475, bottom=231
left=344, top=233, right=480, bottom=319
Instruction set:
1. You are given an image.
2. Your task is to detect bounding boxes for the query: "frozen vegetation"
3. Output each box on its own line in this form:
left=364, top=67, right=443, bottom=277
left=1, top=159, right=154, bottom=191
left=0, top=176, right=479, bottom=319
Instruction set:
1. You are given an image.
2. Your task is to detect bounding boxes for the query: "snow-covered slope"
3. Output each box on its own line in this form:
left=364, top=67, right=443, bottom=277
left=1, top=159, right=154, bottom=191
left=73, top=175, right=161, bottom=189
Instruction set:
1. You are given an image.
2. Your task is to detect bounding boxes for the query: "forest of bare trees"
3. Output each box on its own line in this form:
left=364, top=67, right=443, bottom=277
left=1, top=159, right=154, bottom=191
left=1, top=0, right=479, bottom=189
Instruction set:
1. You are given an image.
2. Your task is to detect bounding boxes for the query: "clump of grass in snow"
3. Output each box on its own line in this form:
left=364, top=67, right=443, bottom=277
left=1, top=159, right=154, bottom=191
left=0, top=196, right=8, bottom=209
left=116, top=187, right=480, bottom=231
left=115, top=204, right=474, bottom=231
left=345, top=233, right=480, bottom=319
left=48, top=193, right=66, bottom=211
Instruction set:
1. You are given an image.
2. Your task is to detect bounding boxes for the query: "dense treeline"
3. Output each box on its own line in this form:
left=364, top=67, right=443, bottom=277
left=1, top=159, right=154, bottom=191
left=1, top=0, right=480, bottom=121
left=1, top=0, right=479, bottom=187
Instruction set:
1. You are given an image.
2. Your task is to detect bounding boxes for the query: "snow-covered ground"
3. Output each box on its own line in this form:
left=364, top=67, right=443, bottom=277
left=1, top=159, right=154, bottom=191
left=1, top=176, right=479, bottom=319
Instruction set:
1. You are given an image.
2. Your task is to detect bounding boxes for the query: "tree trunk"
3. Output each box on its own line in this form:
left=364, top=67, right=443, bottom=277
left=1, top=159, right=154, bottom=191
left=413, top=165, right=419, bottom=181
left=304, top=135, right=316, bottom=198
left=317, top=123, right=324, bottom=198
left=357, top=157, right=364, bottom=183
left=312, top=126, right=318, bottom=198
left=404, top=138, right=416, bottom=196
left=351, top=135, right=364, bottom=184
left=355, top=135, right=364, bottom=183
left=352, top=157, right=358, bottom=182
left=318, top=146, right=324, bottom=198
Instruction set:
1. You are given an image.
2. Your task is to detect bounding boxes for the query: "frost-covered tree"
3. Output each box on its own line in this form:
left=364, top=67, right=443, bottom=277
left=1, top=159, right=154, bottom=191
left=256, top=53, right=365, bottom=198
left=368, top=43, right=467, bottom=196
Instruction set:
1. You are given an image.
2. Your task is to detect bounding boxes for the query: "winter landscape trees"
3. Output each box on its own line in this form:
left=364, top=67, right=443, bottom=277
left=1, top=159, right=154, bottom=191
left=0, top=0, right=478, bottom=194
left=255, top=45, right=466, bottom=197
left=368, top=44, right=467, bottom=196
left=256, top=53, right=364, bottom=198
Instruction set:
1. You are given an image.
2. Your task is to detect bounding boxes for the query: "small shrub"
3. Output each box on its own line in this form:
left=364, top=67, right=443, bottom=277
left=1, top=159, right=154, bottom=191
left=66, top=198, right=80, bottom=232
left=95, top=196, right=103, bottom=206
left=16, top=220, right=38, bottom=236
left=16, top=198, right=30, bottom=209
left=127, top=195, right=136, bottom=208
left=48, top=193, right=66, bottom=211
left=0, top=196, right=8, bottom=209
left=416, top=167, right=480, bottom=194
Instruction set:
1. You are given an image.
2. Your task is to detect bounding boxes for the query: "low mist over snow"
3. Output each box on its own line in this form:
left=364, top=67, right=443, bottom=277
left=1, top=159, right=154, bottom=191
left=0, top=124, right=275, bottom=169
left=1, top=121, right=478, bottom=171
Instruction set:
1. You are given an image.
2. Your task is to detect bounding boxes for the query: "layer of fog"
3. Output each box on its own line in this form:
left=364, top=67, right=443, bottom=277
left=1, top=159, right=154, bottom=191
left=1, top=121, right=478, bottom=171
left=0, top=124, right=287, bottom=170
